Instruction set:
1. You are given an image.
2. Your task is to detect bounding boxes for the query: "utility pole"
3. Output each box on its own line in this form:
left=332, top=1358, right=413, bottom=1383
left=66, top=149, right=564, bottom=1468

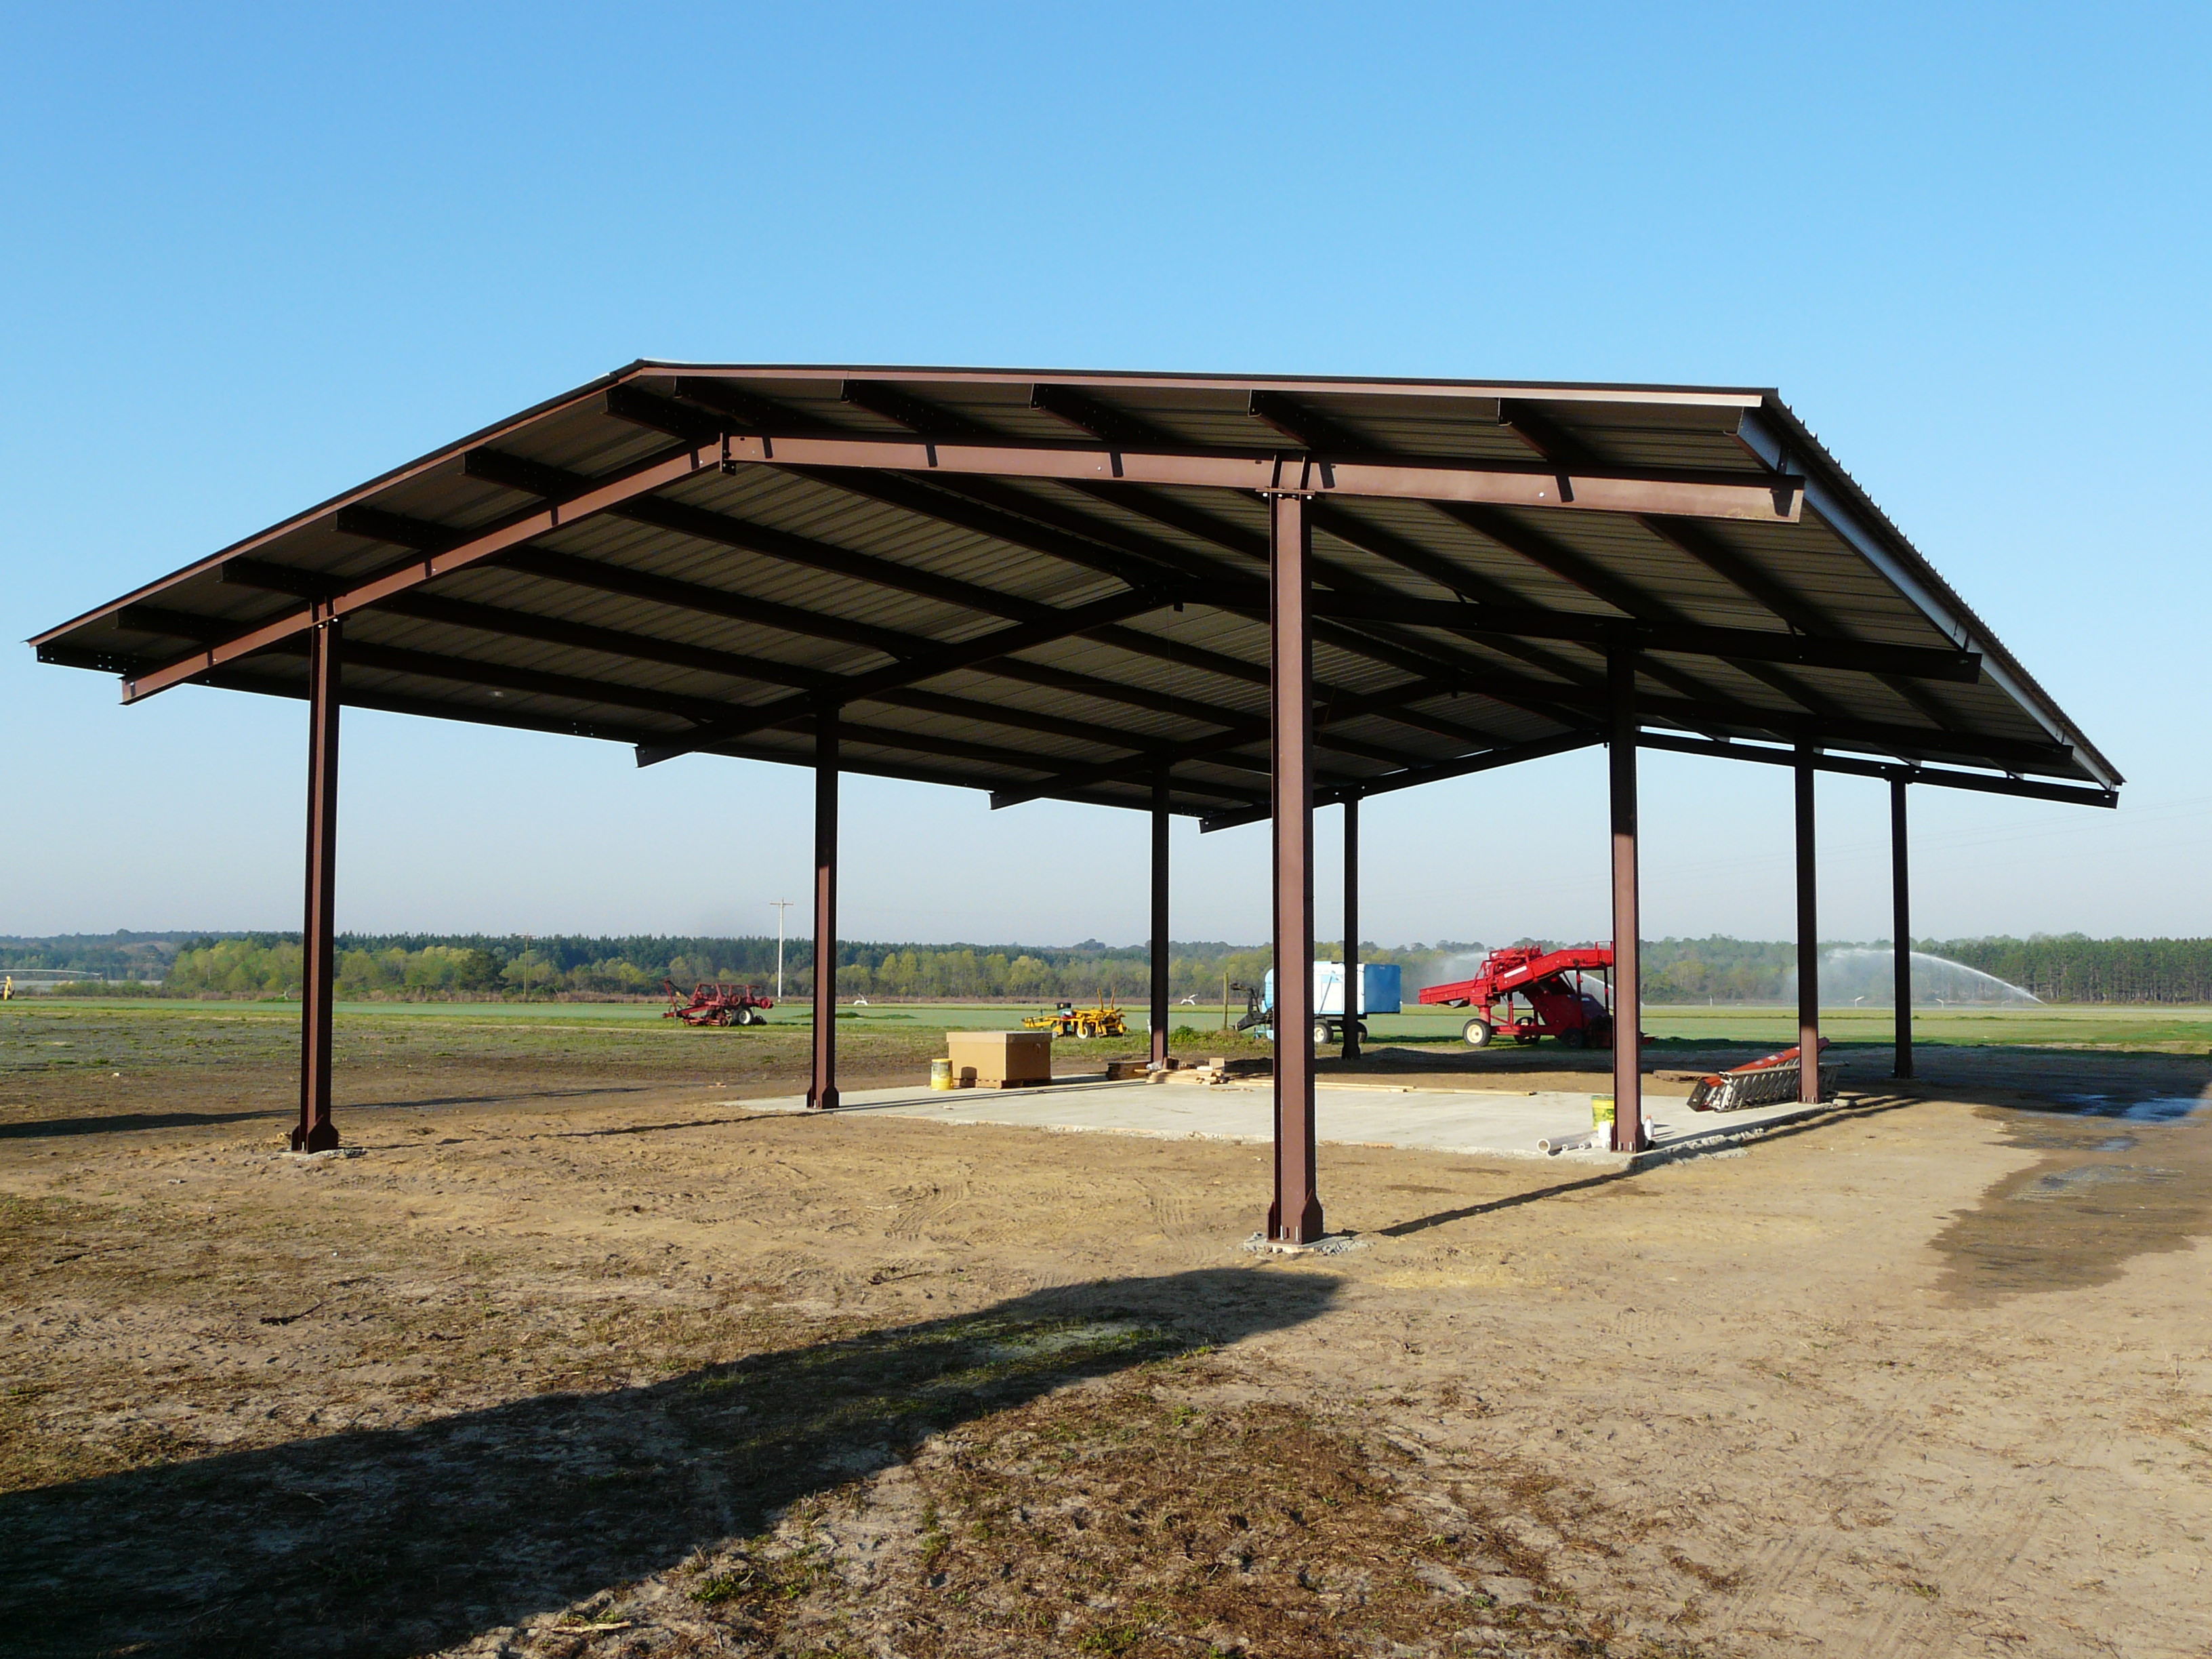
left=770, top=899, right=796, bottom=1001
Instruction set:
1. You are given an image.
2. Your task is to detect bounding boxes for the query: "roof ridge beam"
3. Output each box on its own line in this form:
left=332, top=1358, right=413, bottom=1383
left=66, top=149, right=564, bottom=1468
left=757, top=385, right=1623, bottom=720
left=602, top=383, right=1806, bottom=523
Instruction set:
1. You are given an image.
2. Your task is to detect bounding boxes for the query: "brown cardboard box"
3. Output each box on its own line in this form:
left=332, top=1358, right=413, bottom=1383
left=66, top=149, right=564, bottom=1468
left=944, top=1029, right=1053, bottom=1088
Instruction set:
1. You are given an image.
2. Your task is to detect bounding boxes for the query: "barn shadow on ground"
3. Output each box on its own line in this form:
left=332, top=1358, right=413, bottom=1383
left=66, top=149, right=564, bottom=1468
left=0, top=1268, right=1336, bottom=1659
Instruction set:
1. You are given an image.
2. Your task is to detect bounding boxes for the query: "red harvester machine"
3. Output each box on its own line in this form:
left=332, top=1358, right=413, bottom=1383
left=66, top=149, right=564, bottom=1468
left=662, top=979, right=775, bottom=1027
left=1417, top=944, right=1618, bottom=1049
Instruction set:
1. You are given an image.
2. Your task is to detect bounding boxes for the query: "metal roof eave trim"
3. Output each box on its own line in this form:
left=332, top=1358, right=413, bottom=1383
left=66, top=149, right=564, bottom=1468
left=1737, top=402, right=2122, bottom=792
left=626, top=361, right=1777, bottom=409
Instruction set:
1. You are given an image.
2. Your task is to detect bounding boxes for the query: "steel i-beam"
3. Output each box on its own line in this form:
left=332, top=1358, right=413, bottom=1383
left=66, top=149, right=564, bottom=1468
left=809, top=705, right=840, bottom=1111
left=294, top=619, right=342, bottom=1153
left=1341, top=796, right=1361, bottom=1061
left=1151, top=773, right=1171, bottom=1069
left=1891, top=779, right=1913, bottom=1080
left=1269, top=493, right=1324, bottom=1244
left=1796, top=744, right=1821, bottom=1104
left=1608, top=651, right=1644, bottom=1151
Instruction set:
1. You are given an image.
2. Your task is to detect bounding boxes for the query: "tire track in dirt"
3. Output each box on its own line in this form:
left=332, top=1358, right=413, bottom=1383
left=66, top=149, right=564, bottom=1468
left=884, top=1168, right=973, bottom=1242
left=1711, top=1300, right=2081, bottom=1653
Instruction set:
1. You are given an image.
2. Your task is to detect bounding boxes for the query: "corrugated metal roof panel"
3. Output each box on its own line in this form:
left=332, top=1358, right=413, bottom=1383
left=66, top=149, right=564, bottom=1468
left=31, top=364, right=2119, bottom=810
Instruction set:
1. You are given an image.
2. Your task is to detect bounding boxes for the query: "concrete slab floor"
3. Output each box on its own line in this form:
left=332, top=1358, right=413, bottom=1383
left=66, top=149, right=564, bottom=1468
left=717, top=1072, right=1853, bottom=1168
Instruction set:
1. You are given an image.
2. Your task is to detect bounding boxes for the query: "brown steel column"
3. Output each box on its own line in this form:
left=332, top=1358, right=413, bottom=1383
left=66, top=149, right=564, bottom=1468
left=807, top=705, right=840, bottom=1111
left=1340, top=794, right=1361, bottom=1061
left=1607, top=650, right=1643, bottom=1151
left=293, top=618, right=342, bottom=1153
left=1795, top=743, right=1821, bottom=1103
left=1268, top=492, right=1323, bottom=1244
left=1150, top=771, right=1171, bottom=1068
left=1891, top=777, right=1913, bottom=1080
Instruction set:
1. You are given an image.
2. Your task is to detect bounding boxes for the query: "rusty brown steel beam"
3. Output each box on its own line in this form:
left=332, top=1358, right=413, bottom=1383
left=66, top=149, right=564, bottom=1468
left=1341, top=796, right=1361, bottom=1062
left=1151, top=773, right=1171, bottom=1069
left=607, top=383, right=1805, bottom=522
left=1269, top=491, right=1323, bottom=1245
left=1631, top=732, right=2115, bottom=806
left=140, top=567, right=1342, bottom=784
left=839, top=387, right=1565, bottom=712
left=468, top=442, right=1087, bottom=626
left=1488, top=403, right=1871, bottom=725
left=873, top=387, right=1621, bottom=726
left=810, top=706, right=839, bottom=1111
left=704, top=382, right=1600, bottom=733
left=122, top=440, right=720, bottom=702
left=1241, top=393, right=1732, bottom=711
left=295, top=618, right=342, bottom=1153
left=1892, top=779, right=1914, bottom=1081
left=1608, top=649, right=1644, bottom=1153
left=1796, top=744, right=1820, bottom=1105
left=1422, top=498, right=1823, bottom=715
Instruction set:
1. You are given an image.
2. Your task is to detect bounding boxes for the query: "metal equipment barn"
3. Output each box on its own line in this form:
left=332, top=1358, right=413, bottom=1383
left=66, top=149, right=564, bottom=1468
left=32, top=365, right=2122, bottom=1241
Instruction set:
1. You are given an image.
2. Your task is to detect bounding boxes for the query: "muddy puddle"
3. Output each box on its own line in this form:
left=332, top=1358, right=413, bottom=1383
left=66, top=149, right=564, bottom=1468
left=1932, top=1065, right=2212, bottom=1305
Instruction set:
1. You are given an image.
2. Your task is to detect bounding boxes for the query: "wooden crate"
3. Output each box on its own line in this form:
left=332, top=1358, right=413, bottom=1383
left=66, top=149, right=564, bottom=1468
left=945, top=1029, right=1053, bottom=1088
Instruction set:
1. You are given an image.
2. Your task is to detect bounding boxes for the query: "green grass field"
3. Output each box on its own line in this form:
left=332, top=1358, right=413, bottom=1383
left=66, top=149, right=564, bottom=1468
left=11, top=996, right=2212, bottom=1054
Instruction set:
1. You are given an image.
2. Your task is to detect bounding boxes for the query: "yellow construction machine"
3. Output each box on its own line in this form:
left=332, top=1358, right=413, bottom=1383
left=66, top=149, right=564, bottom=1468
left=1021, top=999, right=1128, bottom=1040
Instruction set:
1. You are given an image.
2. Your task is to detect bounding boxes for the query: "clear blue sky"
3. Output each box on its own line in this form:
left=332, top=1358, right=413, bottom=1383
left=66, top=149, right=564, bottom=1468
left=4, top=3, right=2207, bottom=949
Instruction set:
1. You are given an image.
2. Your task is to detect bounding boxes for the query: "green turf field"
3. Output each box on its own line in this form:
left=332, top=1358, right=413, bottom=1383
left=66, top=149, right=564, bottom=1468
left=12, top=996, right=2212, bottom=1053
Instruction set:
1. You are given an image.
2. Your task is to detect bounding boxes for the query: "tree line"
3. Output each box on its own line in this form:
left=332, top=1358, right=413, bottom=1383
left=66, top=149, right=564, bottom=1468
left=12, top=930, right=2212, bottom=1005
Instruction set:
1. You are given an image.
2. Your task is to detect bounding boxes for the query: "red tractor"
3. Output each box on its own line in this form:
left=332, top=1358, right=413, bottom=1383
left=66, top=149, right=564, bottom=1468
left=663, top=979, right=775, bottom=1027
left=1418, top=944, right=1618, bottom=1049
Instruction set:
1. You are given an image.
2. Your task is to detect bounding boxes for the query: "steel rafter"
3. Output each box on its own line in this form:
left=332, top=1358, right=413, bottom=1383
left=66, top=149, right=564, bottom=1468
left=122, top=439, right=722, bottom=701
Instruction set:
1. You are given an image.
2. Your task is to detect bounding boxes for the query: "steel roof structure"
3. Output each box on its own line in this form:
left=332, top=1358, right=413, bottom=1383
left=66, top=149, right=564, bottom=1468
left=33, top=364, right=2119, bottom=816
left=30, top=363, right=2123, bottom=1240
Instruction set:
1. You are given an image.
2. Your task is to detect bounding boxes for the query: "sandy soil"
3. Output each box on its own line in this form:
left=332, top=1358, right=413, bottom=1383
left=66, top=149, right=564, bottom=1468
left=0, top=1006, right=2207, bottom=1658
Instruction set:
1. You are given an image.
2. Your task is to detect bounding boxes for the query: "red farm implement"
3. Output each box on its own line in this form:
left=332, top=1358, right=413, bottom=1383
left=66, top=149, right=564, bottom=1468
left=1685, top=1040, right=1837, bottom=1110
left=662, top=979, right=775, bottom=1027
left=1417, top=944, right=1620, bottom=1049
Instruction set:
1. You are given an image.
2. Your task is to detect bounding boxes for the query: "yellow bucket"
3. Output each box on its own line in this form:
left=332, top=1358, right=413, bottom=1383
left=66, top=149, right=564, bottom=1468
left=1591, top=1094, right=1615, bottom=1129
left=929, top=1058, right=954, bottom=1091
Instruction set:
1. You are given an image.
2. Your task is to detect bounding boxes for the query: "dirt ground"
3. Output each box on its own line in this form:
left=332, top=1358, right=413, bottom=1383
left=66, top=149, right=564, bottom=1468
left=1, top=1004, right=2207, bottom=1658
